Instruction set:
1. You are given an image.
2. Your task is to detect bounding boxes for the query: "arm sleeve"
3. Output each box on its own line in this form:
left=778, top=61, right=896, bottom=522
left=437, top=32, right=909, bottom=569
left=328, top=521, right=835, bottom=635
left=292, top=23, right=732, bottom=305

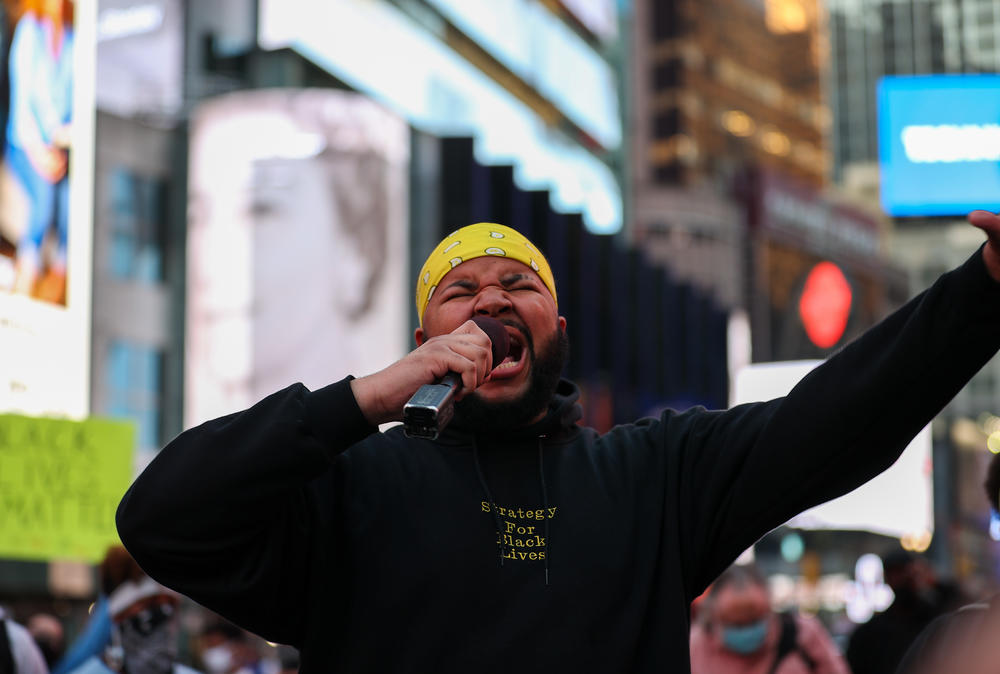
left=674, top=247, right=1000, bottom=595
left=115, top=378, right=376, bottom=645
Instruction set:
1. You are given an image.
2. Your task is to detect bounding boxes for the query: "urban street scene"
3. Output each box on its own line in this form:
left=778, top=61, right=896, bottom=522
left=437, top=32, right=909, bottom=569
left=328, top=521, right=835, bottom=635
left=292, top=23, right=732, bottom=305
left=2, top=0, right=1000, bottom=672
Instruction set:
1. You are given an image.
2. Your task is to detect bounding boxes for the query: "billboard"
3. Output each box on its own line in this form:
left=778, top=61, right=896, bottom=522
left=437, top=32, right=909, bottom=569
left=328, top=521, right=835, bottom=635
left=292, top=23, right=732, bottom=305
left=258, top=0, right=622, bottom=234
left=186, top=89, right=409, bottom=426
left=0, top=413, right=134, bottom=562
left=96, top=0, right=183, bottom=120
left=732, top=361, right=933, bottom=540
left=878, top=75, right=1000, bottom=216
left=0, top=0, right=95, bottom=417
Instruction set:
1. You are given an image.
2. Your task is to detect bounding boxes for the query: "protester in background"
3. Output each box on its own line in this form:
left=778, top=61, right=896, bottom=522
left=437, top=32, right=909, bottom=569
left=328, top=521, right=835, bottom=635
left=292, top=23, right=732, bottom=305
left=690, top=564, right=848, bottom=674
left=0, top=605, right=50, bottom=674
left=62, top=545, right=199, bottom=674
left=27, top=614, right=64, bottom=670
left=118, top=213, right=1000, bottom=671
left=893, top=452, right=1000, bottom=674
left=845, top=551, right=959, bottom=674
left=196, top=622, right=273, bottom=674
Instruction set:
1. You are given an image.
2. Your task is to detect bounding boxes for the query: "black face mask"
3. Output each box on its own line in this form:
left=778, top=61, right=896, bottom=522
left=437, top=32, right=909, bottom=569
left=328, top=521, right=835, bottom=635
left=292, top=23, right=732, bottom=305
left=455, top=321, right=569, bottom=431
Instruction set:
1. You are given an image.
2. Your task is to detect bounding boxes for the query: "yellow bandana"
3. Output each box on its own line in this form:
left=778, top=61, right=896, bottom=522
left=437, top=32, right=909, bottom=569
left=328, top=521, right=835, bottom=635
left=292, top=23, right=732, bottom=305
left=415, top=223, right=557, bottom=325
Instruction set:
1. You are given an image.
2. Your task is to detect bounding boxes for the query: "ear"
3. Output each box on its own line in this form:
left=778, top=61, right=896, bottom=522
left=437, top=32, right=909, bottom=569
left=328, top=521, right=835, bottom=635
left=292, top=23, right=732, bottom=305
left=558, top=315, right=567, bottom=333
left=414, top=326, right=426, bottom=347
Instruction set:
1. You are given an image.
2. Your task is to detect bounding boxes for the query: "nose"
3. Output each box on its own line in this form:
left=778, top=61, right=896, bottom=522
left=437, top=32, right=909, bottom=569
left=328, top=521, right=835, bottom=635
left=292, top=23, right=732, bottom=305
left=473, top=286, right=512, bottom=317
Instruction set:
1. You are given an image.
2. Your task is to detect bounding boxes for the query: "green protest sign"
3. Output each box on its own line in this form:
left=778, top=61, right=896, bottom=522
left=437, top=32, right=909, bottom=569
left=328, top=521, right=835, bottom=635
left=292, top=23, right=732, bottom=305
left=0, top=414, right=135, bottom=562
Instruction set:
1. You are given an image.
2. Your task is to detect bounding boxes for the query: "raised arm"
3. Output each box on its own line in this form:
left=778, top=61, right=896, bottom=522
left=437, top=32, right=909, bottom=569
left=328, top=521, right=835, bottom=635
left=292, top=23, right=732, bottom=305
left=675, top=217, right=1000, bottom=595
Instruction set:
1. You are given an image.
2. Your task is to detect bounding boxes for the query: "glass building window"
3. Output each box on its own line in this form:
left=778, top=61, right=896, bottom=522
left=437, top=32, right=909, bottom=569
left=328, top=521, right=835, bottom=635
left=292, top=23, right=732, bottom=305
left=106, top=340, right=164, bottom=450
left=651, top=0, right=680, bottom=40
left=653, top=108, right=681, bottom=139
left=109, top=167, right=167, bottom=283
left=652, top=59, right=683, bottom=89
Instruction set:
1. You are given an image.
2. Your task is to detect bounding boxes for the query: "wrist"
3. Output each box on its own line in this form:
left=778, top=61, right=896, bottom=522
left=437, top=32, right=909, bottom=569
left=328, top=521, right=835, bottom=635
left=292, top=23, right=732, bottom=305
left=350, top=374, right=395, bottom=426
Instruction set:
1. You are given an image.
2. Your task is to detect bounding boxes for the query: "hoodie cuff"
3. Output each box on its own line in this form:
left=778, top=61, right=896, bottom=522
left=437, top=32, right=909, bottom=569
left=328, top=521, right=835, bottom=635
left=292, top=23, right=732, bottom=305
left=961, top=243, right=1000, bottom=295
left=304, top=377, right=378, bottom=456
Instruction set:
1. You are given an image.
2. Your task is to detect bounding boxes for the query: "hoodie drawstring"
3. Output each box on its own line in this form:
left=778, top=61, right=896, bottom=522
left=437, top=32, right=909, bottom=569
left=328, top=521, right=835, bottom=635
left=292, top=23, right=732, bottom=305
left=538, top=439, right=550, bottom=587
left=472, top=435, right=552, bottom=586
left=472, top=437, right=506, bottom=567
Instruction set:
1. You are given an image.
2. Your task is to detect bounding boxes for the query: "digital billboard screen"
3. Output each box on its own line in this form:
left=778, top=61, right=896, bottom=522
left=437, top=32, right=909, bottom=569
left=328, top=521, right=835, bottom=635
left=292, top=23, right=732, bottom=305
left=96, top=0, right=183, bottom=120
left=0, top=0, right=94, bottom=417
left=186, top=89, right=409, bottom=426
left=878, top=75, right=1000, bottom=217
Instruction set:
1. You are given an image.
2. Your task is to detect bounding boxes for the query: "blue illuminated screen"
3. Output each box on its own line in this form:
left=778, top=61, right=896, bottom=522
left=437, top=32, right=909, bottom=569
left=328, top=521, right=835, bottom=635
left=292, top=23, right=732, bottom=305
left=878, top=75, right=1000, bottom=216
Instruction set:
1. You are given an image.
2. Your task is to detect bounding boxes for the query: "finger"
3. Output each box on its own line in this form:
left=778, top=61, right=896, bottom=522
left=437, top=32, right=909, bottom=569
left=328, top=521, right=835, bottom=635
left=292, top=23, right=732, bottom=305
left=421, top=335, right=491, bottom=390
left=448, top=341, right=489, bottom=391
left=969, top=210, right=1000, bottom=235
left=447, top=354, right=480, bottom=395
left=452, top=320, right=495, bottom=371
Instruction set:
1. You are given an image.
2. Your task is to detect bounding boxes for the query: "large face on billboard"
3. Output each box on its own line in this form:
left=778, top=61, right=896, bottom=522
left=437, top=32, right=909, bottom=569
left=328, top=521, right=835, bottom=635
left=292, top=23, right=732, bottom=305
left=0, top=0, right=92, bottom=417
left=186, top=90, right=409, bottom=425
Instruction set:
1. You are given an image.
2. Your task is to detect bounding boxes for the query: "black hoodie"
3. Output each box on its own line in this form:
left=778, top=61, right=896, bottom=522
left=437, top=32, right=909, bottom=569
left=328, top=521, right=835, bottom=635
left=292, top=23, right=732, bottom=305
left=117, top=249, right=1000, bottom=673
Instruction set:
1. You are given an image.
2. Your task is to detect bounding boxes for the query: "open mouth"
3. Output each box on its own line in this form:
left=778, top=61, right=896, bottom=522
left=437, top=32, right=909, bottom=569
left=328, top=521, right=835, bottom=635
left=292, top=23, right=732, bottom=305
left=491, top=330, right=527, bottom=375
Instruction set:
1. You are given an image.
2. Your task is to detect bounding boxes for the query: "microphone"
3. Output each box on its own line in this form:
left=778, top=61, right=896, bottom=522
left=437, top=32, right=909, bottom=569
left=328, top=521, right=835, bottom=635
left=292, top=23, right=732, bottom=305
left=403, top=316, right=511, bottom=440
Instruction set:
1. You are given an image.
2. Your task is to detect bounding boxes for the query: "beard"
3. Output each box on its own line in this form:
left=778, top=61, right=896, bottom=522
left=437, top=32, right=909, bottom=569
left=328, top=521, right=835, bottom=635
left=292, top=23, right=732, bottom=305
left=454, top=320, right=569, bottom=431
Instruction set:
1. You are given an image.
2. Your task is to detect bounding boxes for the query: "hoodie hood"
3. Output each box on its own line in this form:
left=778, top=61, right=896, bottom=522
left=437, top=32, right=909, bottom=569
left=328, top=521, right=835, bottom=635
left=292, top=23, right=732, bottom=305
left=444, top=378, right=583, bottom=444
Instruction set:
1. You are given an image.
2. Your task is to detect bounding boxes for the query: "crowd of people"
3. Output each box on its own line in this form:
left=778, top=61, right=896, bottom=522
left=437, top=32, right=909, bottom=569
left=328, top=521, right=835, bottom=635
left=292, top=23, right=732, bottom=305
left=2, top=539, right=996, bottom=673
left=686, top=446, right=1000, bottom=674
left=0, top=547, right=298, bottom=674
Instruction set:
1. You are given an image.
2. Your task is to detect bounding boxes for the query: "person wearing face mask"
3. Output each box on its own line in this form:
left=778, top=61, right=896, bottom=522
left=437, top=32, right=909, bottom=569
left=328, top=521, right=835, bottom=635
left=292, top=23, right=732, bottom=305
left=196, top=623, right=273, bottom=674
left=690, top=564, right=848, bottom=674
left=61, top=546, right=200, bottom=674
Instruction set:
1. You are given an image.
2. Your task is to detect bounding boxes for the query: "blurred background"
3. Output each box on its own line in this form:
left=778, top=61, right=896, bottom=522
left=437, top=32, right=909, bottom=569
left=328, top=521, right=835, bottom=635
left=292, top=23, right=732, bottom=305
left=2, top=0, right=1000, bottom=668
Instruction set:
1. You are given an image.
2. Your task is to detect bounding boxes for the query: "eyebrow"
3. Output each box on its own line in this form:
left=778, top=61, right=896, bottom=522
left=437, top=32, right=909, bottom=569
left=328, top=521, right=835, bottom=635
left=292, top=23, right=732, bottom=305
left=444, top=273, right=533, bottom=292
left=500, top=273, right=531, bottom=286
left=445, top=279, right=479, bottom=291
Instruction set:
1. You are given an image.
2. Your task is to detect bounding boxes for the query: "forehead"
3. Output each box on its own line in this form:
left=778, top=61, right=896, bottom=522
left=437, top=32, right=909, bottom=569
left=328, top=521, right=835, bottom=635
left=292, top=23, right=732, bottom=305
left=437, top=255, right=542, bottom=287
left=714, top=584, right=769, bottom=621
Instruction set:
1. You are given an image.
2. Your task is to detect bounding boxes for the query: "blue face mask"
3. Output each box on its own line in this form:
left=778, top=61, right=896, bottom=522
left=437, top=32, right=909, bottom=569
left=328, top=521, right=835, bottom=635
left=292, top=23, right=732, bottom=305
left=721, top=618, right=769, bottom=654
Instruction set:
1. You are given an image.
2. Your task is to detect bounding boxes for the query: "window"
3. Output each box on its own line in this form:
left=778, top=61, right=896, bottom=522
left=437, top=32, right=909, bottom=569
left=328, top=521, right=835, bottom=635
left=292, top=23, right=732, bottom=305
left=109, top=167, right=167, bottom=282
left=106, top=340, right=164, bottom=450
left=652, top=59, right=683, bottom=90
left=653, top=164, right=683, bottom=184
left=651, top=0, right=681, bottom=40
left=653, top=109, right=681, bottom=139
